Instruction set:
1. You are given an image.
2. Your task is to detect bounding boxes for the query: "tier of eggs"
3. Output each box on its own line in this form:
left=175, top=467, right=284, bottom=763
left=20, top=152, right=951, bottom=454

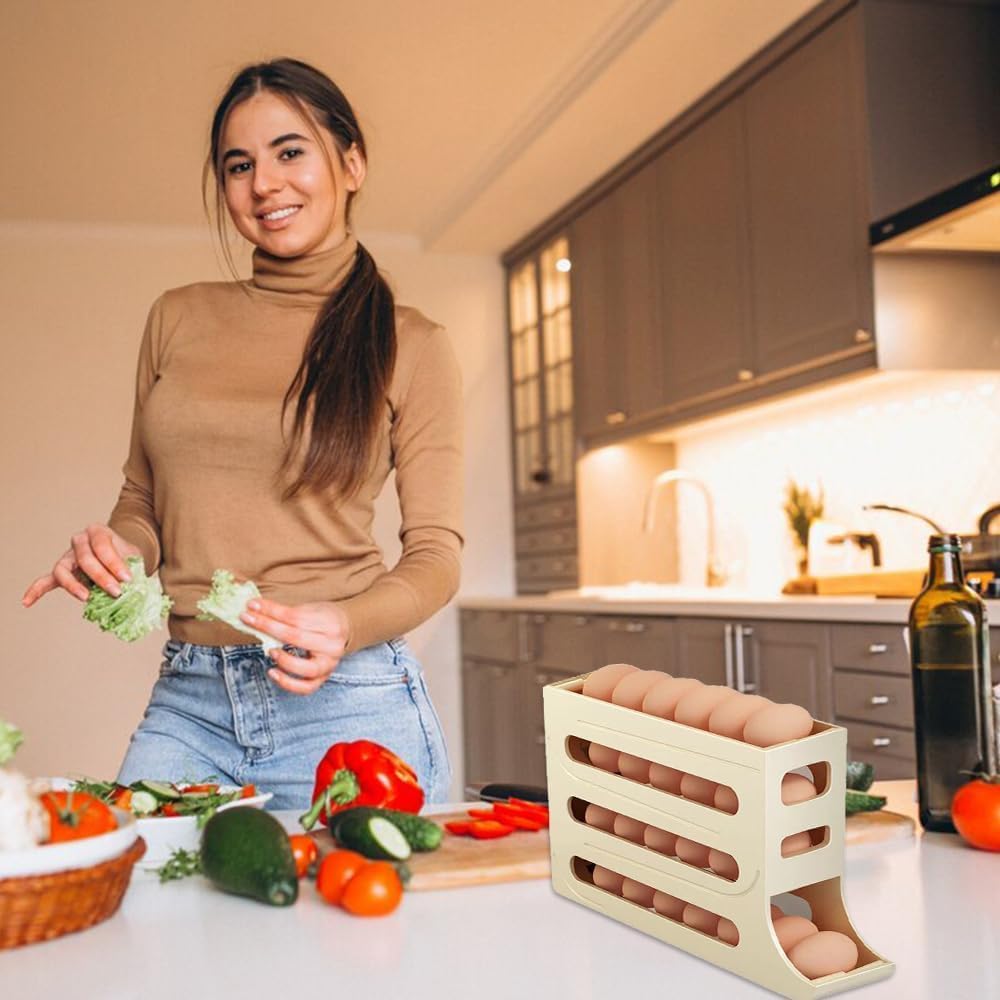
left=588, top=859, right=859, bottom=980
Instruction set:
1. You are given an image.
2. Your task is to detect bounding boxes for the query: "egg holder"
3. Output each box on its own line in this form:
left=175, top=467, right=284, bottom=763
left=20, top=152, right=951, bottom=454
left=543, top=675, right=894, bottom=999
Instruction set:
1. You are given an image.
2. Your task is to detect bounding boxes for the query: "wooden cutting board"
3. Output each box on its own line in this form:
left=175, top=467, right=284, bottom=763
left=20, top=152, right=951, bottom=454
left=845, top=809, right=915, bottom=845
left=310, top=810, right=551, bottom=891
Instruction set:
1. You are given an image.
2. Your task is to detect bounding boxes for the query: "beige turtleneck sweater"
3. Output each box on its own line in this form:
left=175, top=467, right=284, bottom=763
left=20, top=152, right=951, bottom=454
left=108, top=234, right=463, bottom=651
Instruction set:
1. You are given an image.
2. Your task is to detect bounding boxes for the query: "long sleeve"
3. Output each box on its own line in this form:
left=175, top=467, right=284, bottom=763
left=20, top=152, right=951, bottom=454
left=107, top=295, right=164, bottom=572
left=338, top=325, right=464, bottom=651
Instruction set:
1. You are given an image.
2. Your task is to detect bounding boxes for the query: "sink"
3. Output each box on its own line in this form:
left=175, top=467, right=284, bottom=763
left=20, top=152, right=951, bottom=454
left=546, top=583, right=769, bottom=602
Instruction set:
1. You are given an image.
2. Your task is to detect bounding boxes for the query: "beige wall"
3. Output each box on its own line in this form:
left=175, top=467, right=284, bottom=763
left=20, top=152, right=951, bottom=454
left=2, top=220, right=511, bottom=798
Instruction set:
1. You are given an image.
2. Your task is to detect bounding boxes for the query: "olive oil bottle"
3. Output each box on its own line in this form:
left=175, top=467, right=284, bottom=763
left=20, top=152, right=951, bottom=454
left=908, top=534, right=995, bottom=832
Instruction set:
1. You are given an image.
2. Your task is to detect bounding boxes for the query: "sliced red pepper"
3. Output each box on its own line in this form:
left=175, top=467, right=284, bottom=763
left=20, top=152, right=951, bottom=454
left=509, top=797, right=549, bottom=816
left=467, top=819, right=515, bottom=839
left=467, top=807, right=496, bottom=819
left=182, top=783, right=220, bottom=794
left=445, top=821, right=473, bottom=835
left=493, top=805, right=545, bottom=831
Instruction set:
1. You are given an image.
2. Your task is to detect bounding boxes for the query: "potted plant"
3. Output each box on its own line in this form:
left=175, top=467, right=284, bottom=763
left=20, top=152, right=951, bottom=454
left=783, top=480, right=825, bottom=577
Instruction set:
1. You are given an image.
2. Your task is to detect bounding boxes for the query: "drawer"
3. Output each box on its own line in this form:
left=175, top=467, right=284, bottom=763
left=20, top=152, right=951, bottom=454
left=515, top=495, right=576, bottom=531
left=842, top=719, right=916, bottom=779
left=460, top=609, right=518, bottom=662
left=831, top=623, right=909, bottom=675
left=529, top=612, right=598, bottom=672
left=834, top=671, right=914, bottom=730
left=599, top=616, right=677, bottom=673
left=516, top=552, right=578, bottom=582
left=515, top=524, right=577, bottom=556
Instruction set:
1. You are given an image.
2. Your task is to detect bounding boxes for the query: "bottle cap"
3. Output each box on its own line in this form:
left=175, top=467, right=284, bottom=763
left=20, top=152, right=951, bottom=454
left=928, top=533, right=961, bottom=552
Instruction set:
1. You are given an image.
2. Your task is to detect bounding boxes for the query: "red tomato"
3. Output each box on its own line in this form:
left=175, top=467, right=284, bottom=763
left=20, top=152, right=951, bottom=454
left=952, top=778, right=1000, bottom=851
left=289, top=834, right=318, bottom=878
left=316, top=850, right=367, bottom=905
left=41, top=791, right=117, bottom=842
left=340, top=861, right=403, bottom=917
left=239, top=784, right=258, bottom=799
left=181, top=783, right=219, bottom=794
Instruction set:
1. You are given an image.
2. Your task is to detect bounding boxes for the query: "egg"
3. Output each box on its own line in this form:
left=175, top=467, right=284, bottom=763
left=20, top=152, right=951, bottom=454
left=613, top=814, right=647, bottom=844
left=675, top=837, right=712, bottom=868
left=772, top=915, right=819, bottom=953
left=652, top=891, right=686, bottom=920
left=707, top=848, right=739, bottom=880
left=611, top=669, right=670, bottom=709
left=592, top=865, right=624, bottom=895
left=771, top=903, right=786, bottom=920
left=781, top=773, right=818, bottom=804
left=582, top=663, right=639, bottom=701
left=743, top=703, right=814, bottom=747
left=717, top=917, right=740, bottom=945
left=643, top=825, right=678, bottom=856
left=787, top=930, right=859, bottom=979
left=621, top=877, right=656, bottom=907
left=583, top=802, right=617, bottom=832
left=618, top=752, right=652, bottom=782
left=707, top=693, right=773, bottom=739
left=649, top=763, right=684, bottom=794
left=679, top=772, right=719, bottom=806
left=781, top=831, right=813, bottom=857
left=588, top=742, right=621, bottom=772
left=674, top=684, right=740, bottom=729
left=714, top=784, right=739, bottom=814
left=641, top=676, right=703, bottom=719
left=682, top=903, right=720, bottom=936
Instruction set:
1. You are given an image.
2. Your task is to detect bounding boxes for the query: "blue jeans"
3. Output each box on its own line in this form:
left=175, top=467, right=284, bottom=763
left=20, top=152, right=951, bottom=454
left=117, top=636, right=452, bottom=810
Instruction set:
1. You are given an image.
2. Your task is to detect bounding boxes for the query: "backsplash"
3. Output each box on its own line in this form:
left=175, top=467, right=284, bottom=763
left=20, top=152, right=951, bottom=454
left=649, top=371, right=1000, bottom=592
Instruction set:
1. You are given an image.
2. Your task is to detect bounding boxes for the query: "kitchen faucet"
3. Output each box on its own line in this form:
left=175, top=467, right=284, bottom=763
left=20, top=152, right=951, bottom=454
left=643, top=469, right=727, bottom=587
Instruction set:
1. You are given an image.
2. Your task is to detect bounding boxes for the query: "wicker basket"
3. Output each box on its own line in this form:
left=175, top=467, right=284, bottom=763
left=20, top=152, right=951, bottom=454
left=0, top=837, right=146, bottom=950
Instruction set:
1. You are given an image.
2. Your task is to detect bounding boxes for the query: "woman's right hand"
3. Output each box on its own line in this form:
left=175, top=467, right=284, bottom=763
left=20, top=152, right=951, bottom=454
left=21, top=524, right=142, bottom=607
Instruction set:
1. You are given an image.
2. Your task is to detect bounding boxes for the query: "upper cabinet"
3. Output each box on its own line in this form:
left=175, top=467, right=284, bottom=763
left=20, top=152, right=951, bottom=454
left=506, top=0, right=1000, bottom=452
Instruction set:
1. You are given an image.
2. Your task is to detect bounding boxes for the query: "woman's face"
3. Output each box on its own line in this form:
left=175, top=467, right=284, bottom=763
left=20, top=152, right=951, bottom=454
left=220, top=91, right=365, bottom=257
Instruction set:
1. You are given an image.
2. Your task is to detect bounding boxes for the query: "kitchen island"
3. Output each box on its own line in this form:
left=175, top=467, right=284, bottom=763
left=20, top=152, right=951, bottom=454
left=2, top=785, right=996, bottom=1000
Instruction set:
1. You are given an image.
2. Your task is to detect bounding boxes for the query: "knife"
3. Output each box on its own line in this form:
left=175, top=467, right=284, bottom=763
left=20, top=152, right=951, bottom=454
left=464, top=782, right=548, bottom=805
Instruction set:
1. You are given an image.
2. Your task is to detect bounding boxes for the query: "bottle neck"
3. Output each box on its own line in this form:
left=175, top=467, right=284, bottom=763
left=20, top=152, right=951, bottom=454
left=927, top=547, right=964, bottom=586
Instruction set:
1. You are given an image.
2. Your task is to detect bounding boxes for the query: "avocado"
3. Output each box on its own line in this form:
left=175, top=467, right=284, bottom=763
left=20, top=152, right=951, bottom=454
left=200, top=806, right=298, bottom=906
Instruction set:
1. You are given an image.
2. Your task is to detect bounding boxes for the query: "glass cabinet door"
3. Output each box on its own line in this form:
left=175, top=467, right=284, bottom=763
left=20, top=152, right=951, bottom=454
left=509, top=260, right=543, bottom=495
left=539, top=237, right=573, bottom=486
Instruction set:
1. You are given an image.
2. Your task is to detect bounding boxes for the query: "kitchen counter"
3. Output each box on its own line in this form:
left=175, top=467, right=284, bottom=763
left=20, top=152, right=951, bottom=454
left=461, top=591, right=1000, bottom=625
left=3, top=786, right=997, bottom=1000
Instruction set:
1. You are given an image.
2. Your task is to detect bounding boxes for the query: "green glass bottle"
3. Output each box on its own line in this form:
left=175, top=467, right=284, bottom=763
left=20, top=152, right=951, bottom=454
left=908, top=534, right=996, bottom=832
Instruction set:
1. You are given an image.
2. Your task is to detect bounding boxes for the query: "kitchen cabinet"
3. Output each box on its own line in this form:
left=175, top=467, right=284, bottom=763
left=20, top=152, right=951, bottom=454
left=674, top=617, right=729, bottom=686
left=595, top=615, right=676, bottom=672
left=507, top=237, right=579, bottom=594
left=460, top=657, right=523, bottom=787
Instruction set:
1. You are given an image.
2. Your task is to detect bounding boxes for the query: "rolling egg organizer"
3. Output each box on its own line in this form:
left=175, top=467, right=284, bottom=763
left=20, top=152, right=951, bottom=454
left=543, top=675, right=894, bottom=999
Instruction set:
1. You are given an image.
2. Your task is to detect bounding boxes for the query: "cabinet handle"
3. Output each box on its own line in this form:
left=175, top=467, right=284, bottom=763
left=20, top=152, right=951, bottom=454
left=855, top=329, right=873, bottom=344
left=490, top=665, right=507, bottom=679
left=735, top=624, right=755, bottom=693
left=572, top=616, right=588, bottom=627
left=517, top=617, right=532, bottom=662
left=533, top=614, right=547, bottom=624
left=625, top=621, right=648, bottom=633
left=737, top=369, right=754, bottom=382
left=868, top=643, right=889, bottom=655
left=531, top=468, right=552, bottom=484
left=869, top=695, right=890, bottom=706
left=605, top=410, right=627, bottom=425
left=872, top=737, right=892, bottom=748
left=724, top=623, right=735, bottom=689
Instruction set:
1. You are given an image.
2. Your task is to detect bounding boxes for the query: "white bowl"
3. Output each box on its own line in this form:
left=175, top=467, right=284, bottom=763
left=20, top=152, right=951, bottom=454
left=0, top=807, right=137, bottom=880
left=135, top=789, right=273, bottom=868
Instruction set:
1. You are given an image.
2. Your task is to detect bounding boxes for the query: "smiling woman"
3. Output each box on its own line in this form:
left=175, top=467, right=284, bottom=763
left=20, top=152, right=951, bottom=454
left=21, top=58, right=463, bottom=810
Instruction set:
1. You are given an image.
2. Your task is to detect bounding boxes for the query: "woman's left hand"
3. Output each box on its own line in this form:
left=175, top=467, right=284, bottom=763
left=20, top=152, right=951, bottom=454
left=240, top=599, right=351, bottom=695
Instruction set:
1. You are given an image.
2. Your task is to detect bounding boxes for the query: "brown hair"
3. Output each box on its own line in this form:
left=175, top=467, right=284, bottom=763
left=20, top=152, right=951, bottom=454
left=203, top=58, right=396, bottom=501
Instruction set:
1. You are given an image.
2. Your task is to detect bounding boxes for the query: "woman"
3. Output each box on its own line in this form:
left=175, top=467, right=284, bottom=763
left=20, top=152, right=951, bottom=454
left=21, top=58, right=462, bottom=810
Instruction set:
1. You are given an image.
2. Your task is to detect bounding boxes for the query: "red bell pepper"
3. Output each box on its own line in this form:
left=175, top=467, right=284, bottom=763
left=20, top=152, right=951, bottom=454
left=299, top=739, right=424, bottom=830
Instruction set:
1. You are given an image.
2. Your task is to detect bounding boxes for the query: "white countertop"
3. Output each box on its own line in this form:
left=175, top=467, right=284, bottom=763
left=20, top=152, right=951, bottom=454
left=461, top=591, right=1000, bottom=625
left=3, top=786, right=998, bottom=1000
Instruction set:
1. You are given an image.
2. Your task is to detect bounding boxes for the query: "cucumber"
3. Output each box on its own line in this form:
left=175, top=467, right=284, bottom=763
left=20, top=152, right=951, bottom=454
left=130, top=790, right=159, bottom=816
left=845, top=789, right=887, bottom=815
left=328, top=807, right=443, bottom=852
left=333, top=813, right=412, bottom=861
left=846, top=761, right=876, bottom=792
left=133, top=779, right=181, bottom=801
left=200, top=806, right=298, bottom=906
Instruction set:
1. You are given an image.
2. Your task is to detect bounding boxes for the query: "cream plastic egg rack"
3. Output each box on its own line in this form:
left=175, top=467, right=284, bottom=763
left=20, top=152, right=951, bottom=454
left=543, top=675, right=894, bottom=1000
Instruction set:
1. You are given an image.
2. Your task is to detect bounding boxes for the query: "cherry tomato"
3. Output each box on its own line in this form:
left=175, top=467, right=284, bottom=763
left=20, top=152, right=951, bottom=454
left=40, top=790, right=117, bottom=842
left=289, top=834, right=318, bottom=878
left=952, top=778, right=1000, bottom=851
left=316, top=850, right=367, bottom=905
left=108, top=786, right=133, bottom=811
left=239, top=784, right=258, bottom=799
left=180, top=783, right=219, bottom=794
left=340, top=860, right=403, bottom=917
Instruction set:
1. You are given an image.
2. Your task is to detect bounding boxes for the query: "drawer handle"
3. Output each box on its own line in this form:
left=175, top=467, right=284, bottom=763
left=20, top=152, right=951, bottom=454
left=869, top=695, right=890, bottom=706
left=871, top=737, right=892, bottom=748
left=572, top=616, right=588, bottom=627
left=490, top=665, right=507, bottom=679
left=868, top=643, right=889, bottom=654
left=625, top=622, right=647, bottom=633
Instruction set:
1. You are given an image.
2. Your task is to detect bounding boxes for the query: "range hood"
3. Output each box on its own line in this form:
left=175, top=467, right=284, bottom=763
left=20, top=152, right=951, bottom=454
left=872, top=165, right=1000, bottom=253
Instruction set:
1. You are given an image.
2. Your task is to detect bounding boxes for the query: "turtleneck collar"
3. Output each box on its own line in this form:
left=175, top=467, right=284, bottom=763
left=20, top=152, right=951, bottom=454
left=250, top=232, right=359, bottom=306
